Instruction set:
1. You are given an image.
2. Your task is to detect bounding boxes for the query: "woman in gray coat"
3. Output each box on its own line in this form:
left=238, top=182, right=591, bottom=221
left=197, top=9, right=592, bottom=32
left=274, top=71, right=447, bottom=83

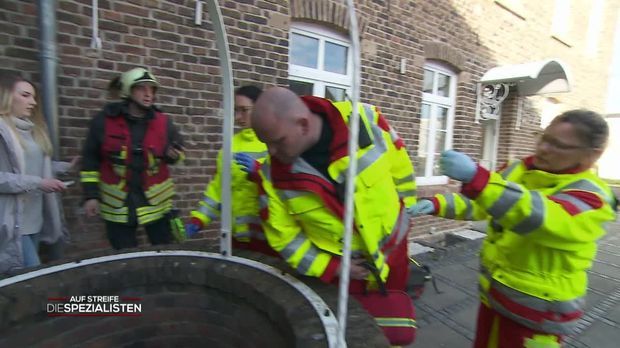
left=0, top=71, right=73, bottom=277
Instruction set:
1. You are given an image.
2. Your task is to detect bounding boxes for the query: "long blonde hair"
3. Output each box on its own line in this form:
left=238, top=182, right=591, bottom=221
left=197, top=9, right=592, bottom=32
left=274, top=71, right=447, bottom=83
left=0, top=71, right=53, bottom=156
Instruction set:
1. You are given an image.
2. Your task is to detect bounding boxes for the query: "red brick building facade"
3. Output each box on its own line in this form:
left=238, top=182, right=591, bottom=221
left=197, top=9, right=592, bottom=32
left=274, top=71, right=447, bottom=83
left=1, top=0, right=617, bottom=255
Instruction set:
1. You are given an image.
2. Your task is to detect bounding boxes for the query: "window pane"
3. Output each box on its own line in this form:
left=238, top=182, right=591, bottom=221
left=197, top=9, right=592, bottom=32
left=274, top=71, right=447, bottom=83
left=423, top=69, right=434, bottom=93
left=416, top=104, right=431, bottom=176
left=436, top=106, right=449, bottom=130
left=325, top=86, right=346, bottom=101
left=432, top=152, right=443, bottom=176
left=434, top=130, right=446, bottom=154
left=437, top=73, right=450, bottom=97
left=289, top=80, right=314, bottom=96
left=290, top=33, right=319, bottom=68
left=324, top=41, right=348, bottom=74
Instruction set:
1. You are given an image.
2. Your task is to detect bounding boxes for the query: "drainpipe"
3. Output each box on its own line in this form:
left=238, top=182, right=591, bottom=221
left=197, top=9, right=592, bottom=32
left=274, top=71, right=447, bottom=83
left=37, top=0, right=59, bottom=158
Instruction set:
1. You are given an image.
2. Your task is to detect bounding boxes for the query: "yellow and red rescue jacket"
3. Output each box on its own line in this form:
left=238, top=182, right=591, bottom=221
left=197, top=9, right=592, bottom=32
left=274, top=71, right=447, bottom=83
left=190, top=128, right=268, bottom=242
left=430, top=156, right=616, bottom=334
left=257, top=96, right=416, bottom=284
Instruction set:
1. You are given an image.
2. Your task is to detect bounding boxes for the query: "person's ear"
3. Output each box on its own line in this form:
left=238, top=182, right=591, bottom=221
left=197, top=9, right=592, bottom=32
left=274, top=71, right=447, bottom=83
left=298, top=117, right=309, bottom=135
left=583, top=147, right=604, bottom=168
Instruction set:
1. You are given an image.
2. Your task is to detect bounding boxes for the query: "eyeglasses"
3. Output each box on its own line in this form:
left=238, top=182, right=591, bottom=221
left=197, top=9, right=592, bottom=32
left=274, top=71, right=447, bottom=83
left=537, top=133, right=590, bottom=151
left=234, top=106, right=252, bottom=113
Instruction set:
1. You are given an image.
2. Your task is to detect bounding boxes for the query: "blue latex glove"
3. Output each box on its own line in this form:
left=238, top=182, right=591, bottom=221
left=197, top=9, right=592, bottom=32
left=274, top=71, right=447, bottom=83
left=185, top=223, right=200, bottom=237
left=234, top=153, right=258, bottom=174
left=406, top=199, right=436, bottom=216
left=439, top=150, right=477, bottom=183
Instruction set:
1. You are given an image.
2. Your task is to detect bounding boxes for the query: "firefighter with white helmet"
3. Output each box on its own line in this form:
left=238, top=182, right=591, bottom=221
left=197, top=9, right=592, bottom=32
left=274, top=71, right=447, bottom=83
left=80, top=67, right=185, bottom=249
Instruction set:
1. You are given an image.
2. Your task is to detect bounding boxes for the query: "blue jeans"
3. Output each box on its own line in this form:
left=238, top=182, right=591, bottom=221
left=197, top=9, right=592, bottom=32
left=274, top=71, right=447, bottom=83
left=21, top=234, right=41, bottom=268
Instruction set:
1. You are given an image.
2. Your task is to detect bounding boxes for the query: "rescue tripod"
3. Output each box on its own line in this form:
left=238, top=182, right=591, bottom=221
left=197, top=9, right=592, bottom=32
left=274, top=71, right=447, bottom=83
left=207, top=0, right=369, bottom=347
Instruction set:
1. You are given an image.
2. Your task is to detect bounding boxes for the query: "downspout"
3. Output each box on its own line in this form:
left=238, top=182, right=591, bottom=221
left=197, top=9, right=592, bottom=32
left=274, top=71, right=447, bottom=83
left=37, top=0, right=59, bottom=158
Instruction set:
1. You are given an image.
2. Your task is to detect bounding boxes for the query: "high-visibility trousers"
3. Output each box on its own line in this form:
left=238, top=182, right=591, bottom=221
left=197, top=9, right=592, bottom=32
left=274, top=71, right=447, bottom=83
left=473, top=303, right=563, bottom=348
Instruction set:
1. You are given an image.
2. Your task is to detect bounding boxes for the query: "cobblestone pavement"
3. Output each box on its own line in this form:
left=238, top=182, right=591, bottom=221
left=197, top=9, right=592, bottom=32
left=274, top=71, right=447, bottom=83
left=409, top=218, right=620, bottom=348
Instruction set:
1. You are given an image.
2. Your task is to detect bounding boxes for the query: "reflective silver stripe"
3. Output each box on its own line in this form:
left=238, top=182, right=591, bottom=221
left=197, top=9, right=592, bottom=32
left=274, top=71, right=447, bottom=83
left=512, top=191, right=545, bottom=234
left=550, top=193, right=593, bottom=213
left=362, top=104, right=376, bottom=124
left=394, top=174, right=415, bottom=185
left=99, top=204, right=127, bottom=214
left=235, top=226, right=265, bottom=241
left=236, top=150, right=267, bottom=160
left=291, top=158, right=331, bottom=182
left=335, top=104, right=386, bottom=183
left=279, top=189, right=308, bottom=201
left=280, top=234, right=306, bottom=260
left=375, top=317, right=416, bottom=328
left=555, top=179, right=614, bottom=206
left=492, top=281, right=584, bottom=313
left=444, top=194, right=474, bottom=220
left=397, top=189, right=417, bottom=198
left=250, top=227, right=266, bottom=240
left=388, top=127, right=400, bottom=144
left=235, top=215, right=261, bottom=225
left=259, top=195, right=268, bottom=210
left=198, top=204, right=219, bottom=220
left=235, top=232, right=251, bottom=239
left=488, top=182, right=523, bottom=219
left=356, top=104, right=387, bottom=173
left=202, top=197, right=221, bottom=210
left=297, top=244, right=320, bottom=275
left=260, top=162, right=271, bottom=181
left=489, top=281, right=583, bottom=335
left=444, top=194, right=456, bottom=219
left=137, top=202, right=172, bottom=225
left=100, top=204, right=128, bottom=223
left=501, top=160, right=521, bottom=179
left=462, top=193, right=474, bottom=220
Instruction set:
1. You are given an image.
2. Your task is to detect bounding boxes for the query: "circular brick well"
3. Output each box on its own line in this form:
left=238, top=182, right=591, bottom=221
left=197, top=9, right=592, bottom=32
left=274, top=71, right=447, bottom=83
left=0, top=250, right=388, bottom=347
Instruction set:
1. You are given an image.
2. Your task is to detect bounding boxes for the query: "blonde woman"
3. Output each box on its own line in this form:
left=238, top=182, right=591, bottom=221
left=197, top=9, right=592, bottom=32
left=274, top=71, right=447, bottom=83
left=0, top=71, right=73, bottom=276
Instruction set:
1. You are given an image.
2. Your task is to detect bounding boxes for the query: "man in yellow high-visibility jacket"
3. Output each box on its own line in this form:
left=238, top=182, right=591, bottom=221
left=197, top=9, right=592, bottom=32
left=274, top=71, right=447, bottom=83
left=409, top=109, right=617, bottom=347
left=248, top=87, right=417, bottom=292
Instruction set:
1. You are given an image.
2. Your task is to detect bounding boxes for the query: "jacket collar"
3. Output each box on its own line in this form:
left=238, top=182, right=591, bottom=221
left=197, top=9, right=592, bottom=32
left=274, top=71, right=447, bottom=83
left=523, top=155, right=586, bottom=174
left=300, top=96, right=350, bottom=162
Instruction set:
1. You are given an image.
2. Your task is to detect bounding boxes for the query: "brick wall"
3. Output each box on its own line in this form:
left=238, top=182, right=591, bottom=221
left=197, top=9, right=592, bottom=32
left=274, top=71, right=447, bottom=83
left=0, top=0, right=617, bottom=254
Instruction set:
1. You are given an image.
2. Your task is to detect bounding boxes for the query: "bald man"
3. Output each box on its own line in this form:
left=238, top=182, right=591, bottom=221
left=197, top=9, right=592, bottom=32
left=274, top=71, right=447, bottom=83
left=248, top=87, right=417, bottom=293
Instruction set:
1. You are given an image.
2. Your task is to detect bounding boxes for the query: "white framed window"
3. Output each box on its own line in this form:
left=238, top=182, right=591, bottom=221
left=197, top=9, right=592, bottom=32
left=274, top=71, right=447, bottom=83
left=288, top=22, right=352, bottom=101
left=415, top=61, right=457, bottom=186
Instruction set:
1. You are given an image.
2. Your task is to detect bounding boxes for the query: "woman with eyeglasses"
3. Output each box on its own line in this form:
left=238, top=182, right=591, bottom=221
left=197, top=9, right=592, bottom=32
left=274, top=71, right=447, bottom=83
left=407, top=109, right=617, bottom=347
left=186, top=85, right=277, bottom=256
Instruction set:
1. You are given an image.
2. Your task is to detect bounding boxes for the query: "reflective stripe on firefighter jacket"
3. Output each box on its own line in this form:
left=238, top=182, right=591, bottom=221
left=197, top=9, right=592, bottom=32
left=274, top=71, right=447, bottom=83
left=190, top=128, right=268, bottom=242
left=81, top=112, right=175, bottom=225
left=257, top=96, right=416, bottom=284
left=432, top=157, right=616, bottom=334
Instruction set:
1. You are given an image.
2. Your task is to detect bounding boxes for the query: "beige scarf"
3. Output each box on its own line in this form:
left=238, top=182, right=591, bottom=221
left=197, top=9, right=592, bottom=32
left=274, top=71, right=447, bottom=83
left=0, top=116, right=26, bottom=174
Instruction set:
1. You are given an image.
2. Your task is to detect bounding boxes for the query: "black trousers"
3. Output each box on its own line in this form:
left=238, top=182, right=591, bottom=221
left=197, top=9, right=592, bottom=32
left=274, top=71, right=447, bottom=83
left=105, top=216, right=172, bottom=250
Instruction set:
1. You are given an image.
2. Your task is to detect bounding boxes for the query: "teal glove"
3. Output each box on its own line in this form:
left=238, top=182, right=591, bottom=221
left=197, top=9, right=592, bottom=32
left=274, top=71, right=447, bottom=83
left=440, top=150, right=477, bottom=183
left=406, top=199, right=436, bottom=216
